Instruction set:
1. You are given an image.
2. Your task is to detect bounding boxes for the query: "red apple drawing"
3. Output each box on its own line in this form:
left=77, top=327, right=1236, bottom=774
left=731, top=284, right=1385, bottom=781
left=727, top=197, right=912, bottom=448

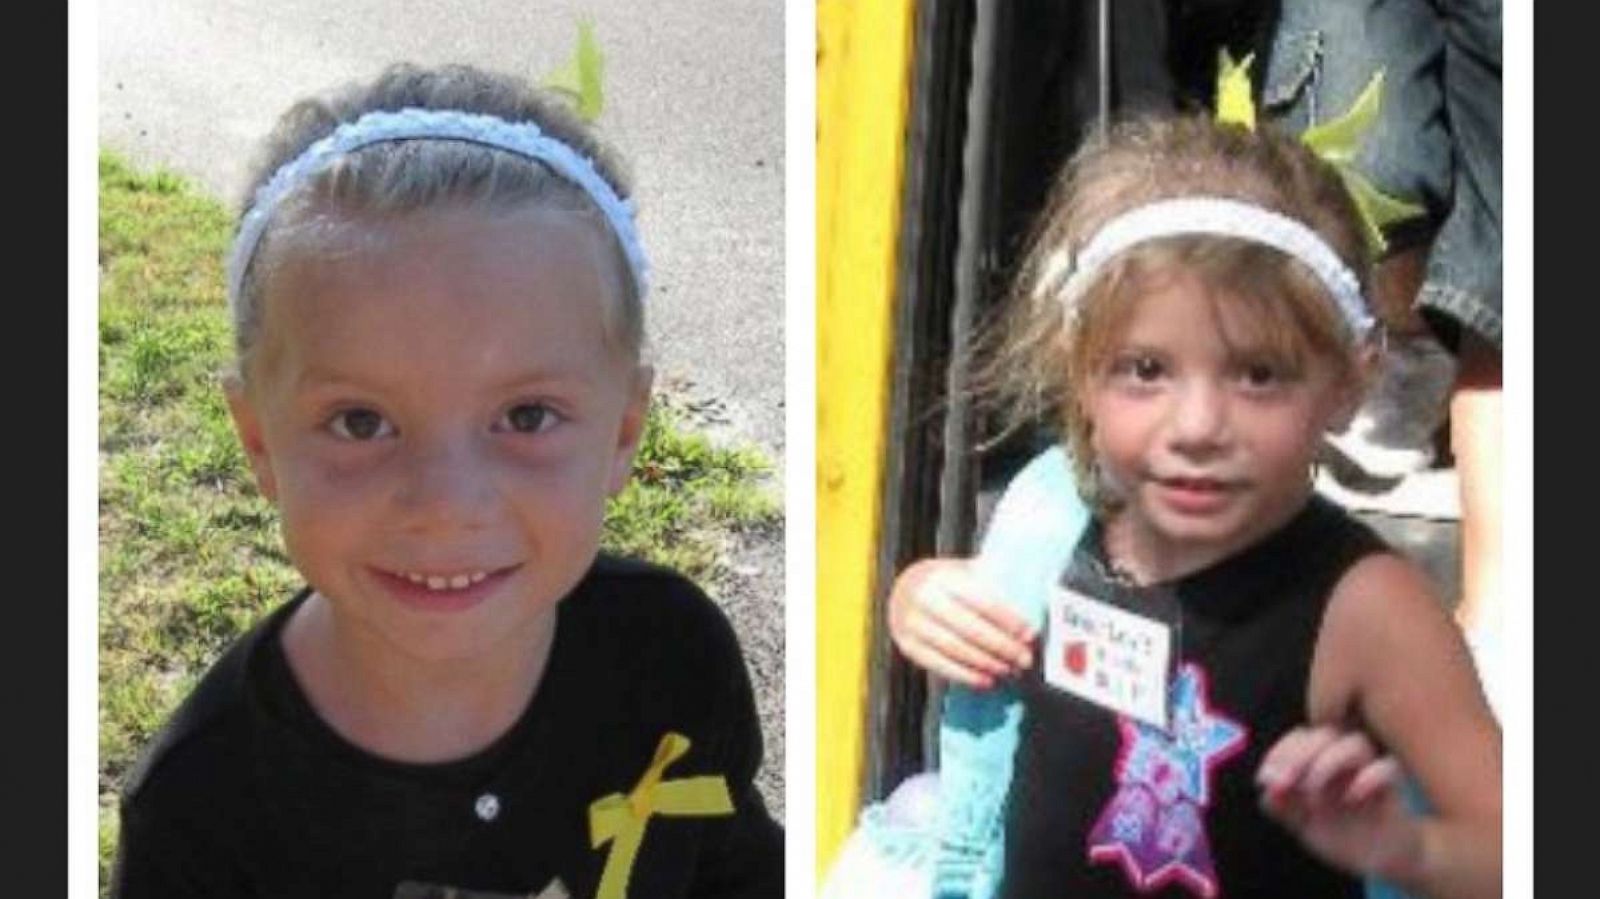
left=1064, top=640, right=1088, bottom=676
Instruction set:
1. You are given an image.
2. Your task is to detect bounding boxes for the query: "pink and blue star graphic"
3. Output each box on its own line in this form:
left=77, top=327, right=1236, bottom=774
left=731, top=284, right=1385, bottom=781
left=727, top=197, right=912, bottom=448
left=1087, top=662, right=1248, bottom=897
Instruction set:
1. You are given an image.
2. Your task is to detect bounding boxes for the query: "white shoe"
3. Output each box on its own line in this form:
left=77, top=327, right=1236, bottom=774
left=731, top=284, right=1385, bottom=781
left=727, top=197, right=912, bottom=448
left=1325, top=331, right=1457, bottom=480
left=1314, top=466, right=1460, bottom=520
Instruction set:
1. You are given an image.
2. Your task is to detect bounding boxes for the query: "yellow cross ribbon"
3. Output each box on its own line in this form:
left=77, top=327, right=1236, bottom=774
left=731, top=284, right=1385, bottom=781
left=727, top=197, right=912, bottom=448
left=587, top=731, right=734, bottom=899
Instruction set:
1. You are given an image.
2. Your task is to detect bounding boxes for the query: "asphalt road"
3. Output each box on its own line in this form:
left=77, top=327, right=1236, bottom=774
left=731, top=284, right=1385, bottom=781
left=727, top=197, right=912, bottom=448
left=99, top=0, right=785, bottom=460
left=99, top=0, right=788, bottom=817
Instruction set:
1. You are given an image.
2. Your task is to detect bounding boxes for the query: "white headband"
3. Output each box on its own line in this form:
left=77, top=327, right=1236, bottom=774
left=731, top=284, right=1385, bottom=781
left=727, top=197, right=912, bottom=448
left=1046, top=197, right=1374, bottom=338
left=227, top=107, right=649, bottom=317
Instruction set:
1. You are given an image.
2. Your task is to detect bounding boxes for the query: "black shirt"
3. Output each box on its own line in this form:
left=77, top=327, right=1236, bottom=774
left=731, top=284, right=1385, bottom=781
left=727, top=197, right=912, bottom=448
left=1001, top=497, right=1384, bottom=898
left=113, top=555, right=783, bottom=898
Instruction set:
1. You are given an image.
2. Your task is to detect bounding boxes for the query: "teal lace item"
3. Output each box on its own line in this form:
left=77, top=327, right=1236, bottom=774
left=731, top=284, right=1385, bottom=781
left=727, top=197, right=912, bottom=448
left=932, top=447, right=1090, bottom=898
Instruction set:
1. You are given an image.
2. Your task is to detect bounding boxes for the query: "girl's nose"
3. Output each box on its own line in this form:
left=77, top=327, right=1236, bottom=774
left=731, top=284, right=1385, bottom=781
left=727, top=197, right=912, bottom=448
left=1167, top=380, right=1230, bottom=453
left=394, top=437, right=494, bottom=533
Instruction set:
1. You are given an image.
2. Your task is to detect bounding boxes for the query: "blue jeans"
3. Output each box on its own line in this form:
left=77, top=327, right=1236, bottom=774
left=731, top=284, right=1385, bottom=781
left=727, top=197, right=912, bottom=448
left=1262, top=0, right=1503, bottom=348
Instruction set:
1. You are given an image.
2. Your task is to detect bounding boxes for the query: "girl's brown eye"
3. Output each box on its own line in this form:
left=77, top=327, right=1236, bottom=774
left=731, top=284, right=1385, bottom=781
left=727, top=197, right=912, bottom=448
left=497, top=403, right=561, bottom=434
left=329, top=408, right=392, bottom=441
left=1131, top=356, right=1163, bottom=381
left=507, top=404, right=546, bottom=433
left=1240, top=361, right=1290, bottom=388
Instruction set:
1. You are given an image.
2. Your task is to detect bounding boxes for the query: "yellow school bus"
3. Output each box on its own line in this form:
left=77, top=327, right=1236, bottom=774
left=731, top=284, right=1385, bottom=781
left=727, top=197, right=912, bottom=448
left=817, top=0, right=1137, bottom=871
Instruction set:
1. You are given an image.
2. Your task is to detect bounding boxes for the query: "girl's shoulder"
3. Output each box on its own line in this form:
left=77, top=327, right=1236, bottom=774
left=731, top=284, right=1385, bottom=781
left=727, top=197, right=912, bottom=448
left=120, top=589, right=307, bottom=806
left=560, top=554, right=753, bottom=695
left=1308, top=543, right=1480, bottom=727
left=557, top=555, right=770, bottom=783
left=1319, top=549, right=1453, bottom=676
left=573, top=554, right=742, bottom=650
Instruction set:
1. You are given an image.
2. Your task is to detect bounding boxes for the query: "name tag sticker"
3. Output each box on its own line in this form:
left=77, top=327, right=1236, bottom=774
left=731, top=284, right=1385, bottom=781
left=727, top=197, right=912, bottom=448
left=1043, top=586, right=1173, bottom=729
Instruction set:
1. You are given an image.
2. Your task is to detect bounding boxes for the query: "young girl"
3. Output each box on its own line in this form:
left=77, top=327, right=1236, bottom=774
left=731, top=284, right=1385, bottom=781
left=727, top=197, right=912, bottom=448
left=112, top=64, right=782, bottom=898
left=889, top=116, right=1499, bottom=898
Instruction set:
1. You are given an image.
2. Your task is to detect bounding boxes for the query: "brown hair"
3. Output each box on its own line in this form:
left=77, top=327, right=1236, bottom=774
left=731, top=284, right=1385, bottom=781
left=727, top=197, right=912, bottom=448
left=971, top=114, right=1374, bottom=499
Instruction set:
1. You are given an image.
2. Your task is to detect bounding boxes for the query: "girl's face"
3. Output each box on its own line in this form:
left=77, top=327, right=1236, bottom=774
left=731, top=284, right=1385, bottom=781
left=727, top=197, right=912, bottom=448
left=1085, top=268, right=1356, bottom=580
left=227, top=208, right=648, bottom=665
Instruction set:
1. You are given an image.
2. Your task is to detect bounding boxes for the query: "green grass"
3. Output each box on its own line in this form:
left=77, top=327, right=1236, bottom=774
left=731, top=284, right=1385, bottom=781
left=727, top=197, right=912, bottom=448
left=96, top=151, right=779, bottom=891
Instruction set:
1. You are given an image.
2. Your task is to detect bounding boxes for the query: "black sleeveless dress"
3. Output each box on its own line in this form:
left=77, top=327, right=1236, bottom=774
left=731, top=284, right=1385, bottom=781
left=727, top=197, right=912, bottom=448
left=999, top=496, right=1386, bottom=899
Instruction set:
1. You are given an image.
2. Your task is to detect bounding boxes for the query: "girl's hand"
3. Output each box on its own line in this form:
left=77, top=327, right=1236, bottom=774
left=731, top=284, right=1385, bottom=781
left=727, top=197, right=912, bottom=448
left=887, top=557, right=1037, bottom=689
left=1257, top=725, right=1424, bottom=884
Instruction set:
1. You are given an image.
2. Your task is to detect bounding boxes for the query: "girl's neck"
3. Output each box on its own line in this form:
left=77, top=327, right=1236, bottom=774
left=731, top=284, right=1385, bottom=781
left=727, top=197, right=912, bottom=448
left=280, top=592, right=558, bottom=764
left=1101, top=514, right=1197, bottom=585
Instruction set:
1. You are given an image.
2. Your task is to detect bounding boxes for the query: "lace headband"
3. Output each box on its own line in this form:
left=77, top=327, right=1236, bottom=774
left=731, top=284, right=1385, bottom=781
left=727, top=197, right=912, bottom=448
left=1045, top=197, right=1374, bottom=339
left=227, top=107, right=648, bottom=316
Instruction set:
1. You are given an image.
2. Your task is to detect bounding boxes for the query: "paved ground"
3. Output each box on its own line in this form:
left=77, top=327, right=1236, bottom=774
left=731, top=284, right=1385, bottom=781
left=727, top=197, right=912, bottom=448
left=99, top=0, right=788, bottom=817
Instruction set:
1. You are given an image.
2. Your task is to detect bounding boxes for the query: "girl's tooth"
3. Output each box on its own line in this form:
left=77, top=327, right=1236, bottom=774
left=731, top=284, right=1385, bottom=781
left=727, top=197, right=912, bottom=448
left=398, top=571, right=493, bottom=590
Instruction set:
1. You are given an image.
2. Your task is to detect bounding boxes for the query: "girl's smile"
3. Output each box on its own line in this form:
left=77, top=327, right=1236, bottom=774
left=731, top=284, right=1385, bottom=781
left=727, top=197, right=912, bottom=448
left=367, top=562, right=524, bottom=613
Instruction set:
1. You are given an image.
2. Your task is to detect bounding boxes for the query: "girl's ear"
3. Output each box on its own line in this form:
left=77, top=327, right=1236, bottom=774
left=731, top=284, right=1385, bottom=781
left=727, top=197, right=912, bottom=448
left=224, top=374, right=279, bottom=502
left=1327, top=339, right=1383, bottom=431
left=607, top=364, right=655, bottom=497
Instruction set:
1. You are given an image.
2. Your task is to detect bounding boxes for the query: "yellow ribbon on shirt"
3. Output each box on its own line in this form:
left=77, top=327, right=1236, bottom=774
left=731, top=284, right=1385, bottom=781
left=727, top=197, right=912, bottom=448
left=588, top=731, right=734, bottom=899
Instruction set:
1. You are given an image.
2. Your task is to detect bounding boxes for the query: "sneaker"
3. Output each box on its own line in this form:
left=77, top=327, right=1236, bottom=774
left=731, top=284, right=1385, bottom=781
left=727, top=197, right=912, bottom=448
left=1324, top=330, right=1458, bottom=480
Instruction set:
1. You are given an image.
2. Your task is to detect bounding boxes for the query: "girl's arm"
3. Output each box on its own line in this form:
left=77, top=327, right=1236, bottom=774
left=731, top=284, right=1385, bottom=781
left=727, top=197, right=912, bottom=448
left=1268, top=553, right=1502, bottom=899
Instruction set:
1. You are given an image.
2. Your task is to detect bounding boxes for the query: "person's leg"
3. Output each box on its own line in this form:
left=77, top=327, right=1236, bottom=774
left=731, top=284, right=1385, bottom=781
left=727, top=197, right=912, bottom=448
left=1451, top=334, right=1503, bottom=712
left=1415, top=0, right=1503, bottom=351
left=1420, top=0, right=1504, bottom=711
